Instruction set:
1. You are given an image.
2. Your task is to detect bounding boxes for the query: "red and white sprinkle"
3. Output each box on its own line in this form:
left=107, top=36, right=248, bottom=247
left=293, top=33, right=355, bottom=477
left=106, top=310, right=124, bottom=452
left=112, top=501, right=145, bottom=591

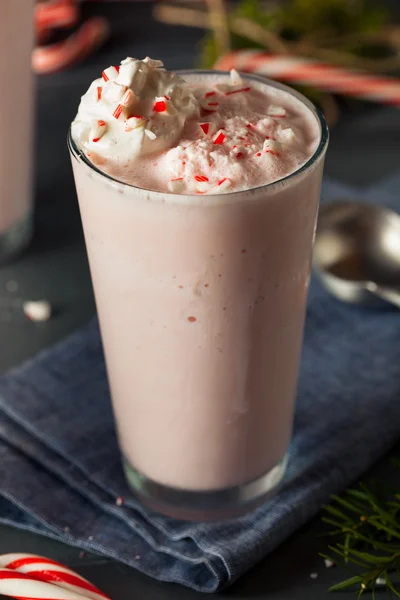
left=199, top=122, right=217, bottom=137
left=102, top=66, right=119, bottom=82
left=230, top=68, right=242, bottom=86
left=213, top=131, right=226, bottom=145
left=112, top=104, right=124, bottom=120
left=144, top=129, right=157, bottom=140
left=216, top=178, right=231, bottom=191
left=279, top=127, right=296, bottom=143
left=125, top=116, right=148, bottom=132
left=90, top=119, right=106, bottom=143
left=267, top=104, right=286, bottom=118
left=225, top=86, right=251, bottom=96
left=23, top=301, right=52, bottom=322
left=153, top=99, right=167, bottom=113
left=324, top=559, right=335, bottom=569
left=263, top=139, right=282, bottom=156
left=200, top=97, right=219, bottom=111
left=168, top=178, right=185, bottom=193
left=120, top=89, right=133, bottom=107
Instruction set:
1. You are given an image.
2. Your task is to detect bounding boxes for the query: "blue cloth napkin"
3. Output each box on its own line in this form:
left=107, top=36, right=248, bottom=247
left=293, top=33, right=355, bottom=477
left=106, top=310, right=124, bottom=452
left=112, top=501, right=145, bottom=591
left=0, top=175, right=400, bottom=593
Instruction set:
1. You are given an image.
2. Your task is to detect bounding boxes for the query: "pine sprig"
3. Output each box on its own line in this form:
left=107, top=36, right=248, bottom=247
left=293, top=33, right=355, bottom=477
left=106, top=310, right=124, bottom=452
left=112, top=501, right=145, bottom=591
left=322, top=473, right=400, bottom=597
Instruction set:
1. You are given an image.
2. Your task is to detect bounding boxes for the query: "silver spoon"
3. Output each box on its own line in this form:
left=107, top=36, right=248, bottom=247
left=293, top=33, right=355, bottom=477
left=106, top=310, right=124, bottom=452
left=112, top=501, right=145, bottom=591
left=313, top=200, right=400, bottom=309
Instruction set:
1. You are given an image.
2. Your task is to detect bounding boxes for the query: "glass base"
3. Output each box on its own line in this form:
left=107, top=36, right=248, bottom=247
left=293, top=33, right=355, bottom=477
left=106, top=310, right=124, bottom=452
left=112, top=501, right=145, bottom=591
left=123, top=454, right=288, bottom=521
left=0, top=214, right=33, bottom=265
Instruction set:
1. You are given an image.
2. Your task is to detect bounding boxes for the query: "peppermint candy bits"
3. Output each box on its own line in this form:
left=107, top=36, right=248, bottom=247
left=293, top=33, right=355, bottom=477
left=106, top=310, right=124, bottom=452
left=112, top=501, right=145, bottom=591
left=267, top=105, right=286, bottom=118
left=199, top=122, right=217, bottom=137
left=90, top=120, right=106, bottom=143
left=101, top=66, right=119, bottom=82
left=125, top=116, right=148, bottom=132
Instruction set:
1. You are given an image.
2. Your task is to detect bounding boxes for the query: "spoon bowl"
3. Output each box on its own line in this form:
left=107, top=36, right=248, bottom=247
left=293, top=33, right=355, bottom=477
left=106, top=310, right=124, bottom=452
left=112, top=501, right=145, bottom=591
left=313, top=200, right=400, bottom=308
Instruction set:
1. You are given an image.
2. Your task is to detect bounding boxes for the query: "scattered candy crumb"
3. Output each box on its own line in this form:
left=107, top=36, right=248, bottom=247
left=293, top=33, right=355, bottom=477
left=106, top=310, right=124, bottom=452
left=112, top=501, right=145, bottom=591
left=135, top=555, right=141, bottom=560
left=324, top=558, right=335, bottom=568
left=63, top=526, right=70, bottom=533
left=23, top=300, right=52, bottom=322
left=116, top=496, right=124, bottom=506
left=79, top=551, right=86, bottom=559
left=310, top=573, right=318, bottom=579
left=375, top=577, right=386, bottom=586
left=88, top=536, right=94, bottom=541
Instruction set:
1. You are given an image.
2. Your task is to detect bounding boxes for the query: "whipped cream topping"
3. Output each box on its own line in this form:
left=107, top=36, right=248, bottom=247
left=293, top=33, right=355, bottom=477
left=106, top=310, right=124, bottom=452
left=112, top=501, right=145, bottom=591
left=72, top=59, right=319, bottom=195
left=71, top=57, right=199, bottom=162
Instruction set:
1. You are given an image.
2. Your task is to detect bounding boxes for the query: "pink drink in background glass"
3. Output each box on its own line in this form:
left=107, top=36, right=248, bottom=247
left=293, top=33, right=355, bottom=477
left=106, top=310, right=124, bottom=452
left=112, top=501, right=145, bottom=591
left=0, top=0, right=34, bottom=262
left=69, top=67, right=328, bottom=520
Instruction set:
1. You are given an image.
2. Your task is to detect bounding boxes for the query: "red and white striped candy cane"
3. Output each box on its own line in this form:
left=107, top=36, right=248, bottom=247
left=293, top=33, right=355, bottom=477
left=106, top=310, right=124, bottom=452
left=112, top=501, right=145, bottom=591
left=0, top=569, right=92, bottom=600
left=0, top=555, right=110, bottom=600
left=214, top=51, right=400, bottom=108
left=33, top=16, right=109, bottom=75
left=35, top=0, right=78, bottom=34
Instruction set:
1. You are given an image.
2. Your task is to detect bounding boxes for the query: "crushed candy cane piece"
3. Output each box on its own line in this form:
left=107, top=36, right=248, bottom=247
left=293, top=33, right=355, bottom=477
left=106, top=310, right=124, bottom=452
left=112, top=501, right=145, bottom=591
left=263, top=139, right=282, bottom=156
left=102, top=82, right=126, bottom=103
left=153, top=99, right=167, bottom=113
left=120, top=89, right=134, bottom=107
left=144, top=129, right=157, bottom=140
left=194, top=175, right=209, bottom=182
left=90, top=119, right=106, bottom=142
left=97, top=86, right=102, bottom=101
left=23, top=301, right=52, bottom=322
left=200, top=97, right=219, bottom=111
left=213, top=131, right=226, bottom=145
left=225, top=86, right=251, bottom=96
left=195, top=180, right=212, bottom=193
left=324, top=559, right=335, bottom=569
left=102, top=66, right=119, bottom=82
left=279, top=127, right=296, bottom=143
left=267, top=104, right=286, bottom=118
left=199, top=122, right=217, bottom=137
left=217, top=178, right=231, bottom=191
left=113, top=104, right=124, bottom=120
left=168, top=178, right=185, bottom=193
left=310, top=573, right=318, bottom=579
left=230, top=69, right=242, bottom=86
left=125, top=116, right=148, bottom=132
left=116, top=496, right=124, bottom=506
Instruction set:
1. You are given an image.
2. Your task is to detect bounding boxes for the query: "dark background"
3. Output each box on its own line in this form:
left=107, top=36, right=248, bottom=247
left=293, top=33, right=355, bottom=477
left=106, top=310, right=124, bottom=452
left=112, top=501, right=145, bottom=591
left=0, top=2, right=399, bottom=598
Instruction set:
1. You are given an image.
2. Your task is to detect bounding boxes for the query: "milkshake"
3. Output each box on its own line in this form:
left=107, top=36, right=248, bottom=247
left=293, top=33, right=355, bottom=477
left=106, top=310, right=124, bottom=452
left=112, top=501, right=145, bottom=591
left=0, top=0, right=35, bottom=262
left=69, top=58, right=328, bottom=519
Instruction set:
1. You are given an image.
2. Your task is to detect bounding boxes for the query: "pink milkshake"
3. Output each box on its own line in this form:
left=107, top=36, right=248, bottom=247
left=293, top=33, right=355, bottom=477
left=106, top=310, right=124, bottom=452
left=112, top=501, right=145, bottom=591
left=69, top=59, right=328, bottom=520
left=0, top=0, right=34, bottom=262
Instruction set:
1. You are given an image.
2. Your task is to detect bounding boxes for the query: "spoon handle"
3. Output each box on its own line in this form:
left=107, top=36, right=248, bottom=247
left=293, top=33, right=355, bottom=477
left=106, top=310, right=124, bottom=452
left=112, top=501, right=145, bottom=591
left=372, top=285, right=400, bottom=309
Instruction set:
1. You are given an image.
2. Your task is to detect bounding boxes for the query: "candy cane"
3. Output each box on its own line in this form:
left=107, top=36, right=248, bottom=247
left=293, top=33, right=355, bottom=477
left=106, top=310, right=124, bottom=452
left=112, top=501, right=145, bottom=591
left=33, top=17, right=109, bottom=75
left=0, top=556, right=110, bottom=600
left=0, top=569, right=91, bottom=600
left=214, top=51, right=400, bottom=108
left=35, top=0, right=78, bottom=34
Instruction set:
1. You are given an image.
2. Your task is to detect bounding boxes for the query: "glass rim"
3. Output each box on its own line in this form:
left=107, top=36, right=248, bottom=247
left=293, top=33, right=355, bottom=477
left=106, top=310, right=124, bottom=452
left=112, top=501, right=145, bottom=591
left=68, top=69, right=329, bottom=200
